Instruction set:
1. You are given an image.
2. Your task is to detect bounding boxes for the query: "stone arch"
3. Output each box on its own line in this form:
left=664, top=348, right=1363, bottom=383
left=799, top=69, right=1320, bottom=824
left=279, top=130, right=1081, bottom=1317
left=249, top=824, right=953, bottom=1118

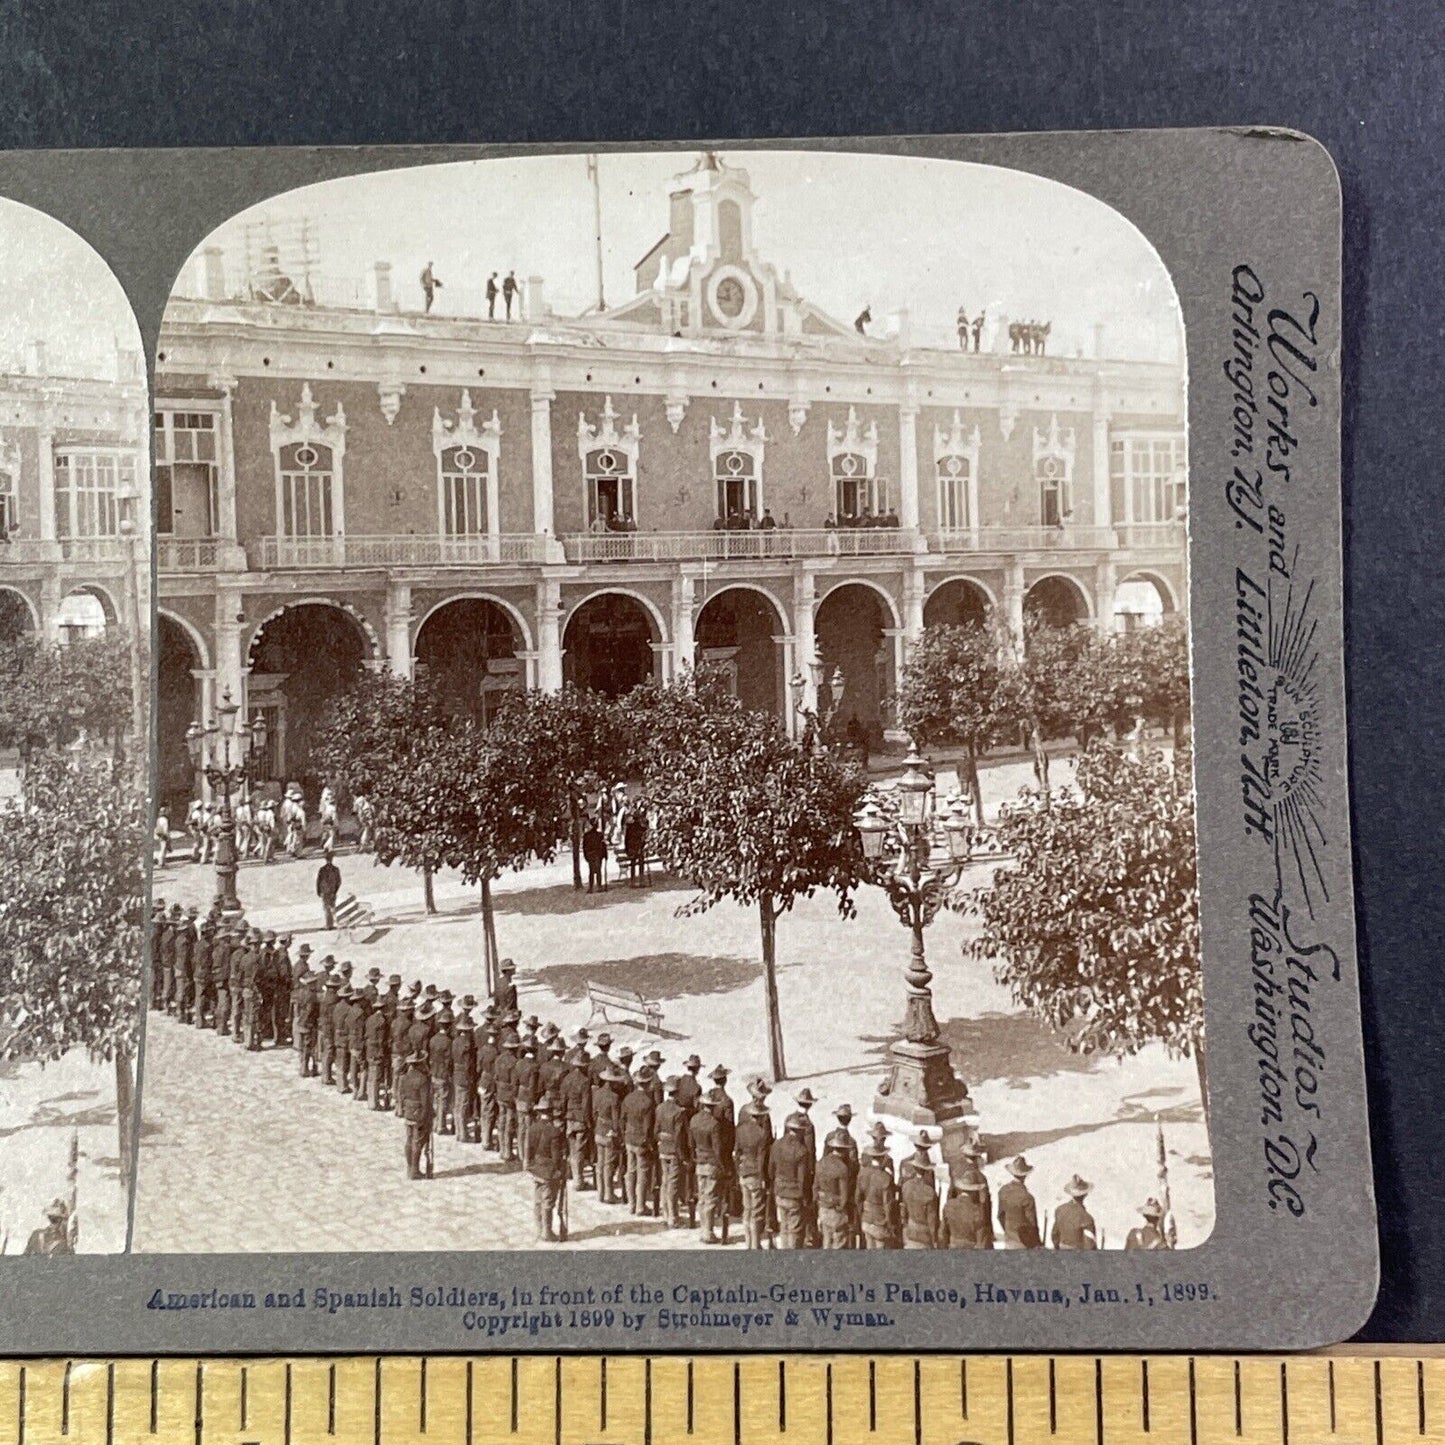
left=57, top=584, right=117, bottom=638
left=414, top=590, right=534, bottom=653
left=157, top=612, right=203, bottom=822
left=924, top=576, right=996, bottom=630
left=695, top=584, right=789, bottom=719
left=817, top=575, right=902, bottom=628
left=1118, top=569, right=1179, bottom=615
left=245, top=600, right=374, bottom=797
left=0, top=585, right=39, bottom=642
left=1024, top=573, right=1093, bottom=628
left=414, top=595, right=527, bottom=725
left=563, top=589, right=664, bottom=698
left=157, top=605, right=211, bottom=671
left=814, top=581, right=897, bottom=740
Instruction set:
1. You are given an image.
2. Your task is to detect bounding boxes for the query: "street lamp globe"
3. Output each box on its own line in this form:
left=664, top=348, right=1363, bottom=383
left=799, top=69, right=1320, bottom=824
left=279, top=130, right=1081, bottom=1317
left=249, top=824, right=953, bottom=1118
left=941, top=792, right=973, bottom=862
left=217, top=686, right=240, bottom=733
left=250, top=710, right=268, bottom=756
left=895, top=747, right=934, bottom=828
left=853, top=796, right=889, bottom=861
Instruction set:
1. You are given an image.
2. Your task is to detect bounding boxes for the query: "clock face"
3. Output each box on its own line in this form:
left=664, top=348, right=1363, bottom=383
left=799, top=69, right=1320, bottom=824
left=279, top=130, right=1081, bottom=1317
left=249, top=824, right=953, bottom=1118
left=716, top=276, right=746, bottom=318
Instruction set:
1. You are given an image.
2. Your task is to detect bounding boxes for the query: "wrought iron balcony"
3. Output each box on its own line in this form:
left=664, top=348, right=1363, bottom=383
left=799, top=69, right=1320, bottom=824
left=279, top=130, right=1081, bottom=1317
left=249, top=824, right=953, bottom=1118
left=560, top=527, right=922, bottom=563
left=246, top=533, right=551, bottom=571
left=1112, top=520, right=1187, bottom=552
left=928, top=525, right=1122, bottom=554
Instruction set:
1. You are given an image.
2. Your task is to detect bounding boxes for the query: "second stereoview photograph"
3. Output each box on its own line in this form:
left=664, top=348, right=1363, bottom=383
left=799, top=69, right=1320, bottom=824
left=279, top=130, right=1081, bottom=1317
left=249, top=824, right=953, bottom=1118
left=133, top=147, right=1202, bottom=1255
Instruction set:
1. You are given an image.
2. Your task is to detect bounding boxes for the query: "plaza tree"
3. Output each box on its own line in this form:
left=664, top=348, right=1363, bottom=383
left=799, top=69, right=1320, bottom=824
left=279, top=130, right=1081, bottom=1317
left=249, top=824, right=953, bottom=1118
left=894, top=621, right=1023, bottom=824
left=313, top=669, right=456, bottom=914
left=1116, top=614, right=1193, bottom=756
left=636, top=679, right=870, bottom=1081
left=0, top=750, right=146, bottom=1188
left=0, top=634, right=133, bottom=778
left=962, top=741, right=1206, bottom=1111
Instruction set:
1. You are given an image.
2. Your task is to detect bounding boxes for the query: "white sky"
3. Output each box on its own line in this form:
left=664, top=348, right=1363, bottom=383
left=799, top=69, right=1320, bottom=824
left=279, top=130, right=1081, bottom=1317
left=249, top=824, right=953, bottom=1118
left=194, top=150, right=1183, bottom=363
left=0, top=197, right=140, bottom=380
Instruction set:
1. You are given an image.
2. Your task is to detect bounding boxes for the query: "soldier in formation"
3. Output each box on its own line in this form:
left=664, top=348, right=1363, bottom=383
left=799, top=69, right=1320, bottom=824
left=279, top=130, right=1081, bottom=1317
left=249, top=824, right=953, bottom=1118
left=150, top=908, right=1175, bottom=1249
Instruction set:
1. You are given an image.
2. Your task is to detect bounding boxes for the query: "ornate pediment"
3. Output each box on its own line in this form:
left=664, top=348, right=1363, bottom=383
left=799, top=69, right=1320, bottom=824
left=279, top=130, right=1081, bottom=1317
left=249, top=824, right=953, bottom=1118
left=827, top=405, right=878, bottom=469
left=269, top=383, right=346, bottom=458
left=709, top=402, right=767, bottom=465
left=577, top=396, right=641, bottom=466
left=934, top=410, right=982, bottom=466
left=434, top=390, right=502, bottom=460
left=1033, top=412, right=1076, bottom=468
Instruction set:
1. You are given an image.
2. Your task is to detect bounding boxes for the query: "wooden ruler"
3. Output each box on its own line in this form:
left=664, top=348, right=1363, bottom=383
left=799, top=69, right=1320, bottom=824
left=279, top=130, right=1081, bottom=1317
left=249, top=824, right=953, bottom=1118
left=0, top=1353, right=1438, bottom=1445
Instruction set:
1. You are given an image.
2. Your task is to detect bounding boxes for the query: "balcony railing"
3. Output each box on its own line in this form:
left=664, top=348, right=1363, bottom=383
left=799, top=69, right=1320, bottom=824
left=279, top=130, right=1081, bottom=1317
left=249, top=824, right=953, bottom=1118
left=929, top=525, right=1124, bottom=554
left=561, top=527, right=921, bottom=564
left=57, top=537, right=131, bottom=562
left=247, top=533, right=550, bottom=571
left=1114, top=521, right=1187, bottom=551
left=158, top=537, right=223, bottom=570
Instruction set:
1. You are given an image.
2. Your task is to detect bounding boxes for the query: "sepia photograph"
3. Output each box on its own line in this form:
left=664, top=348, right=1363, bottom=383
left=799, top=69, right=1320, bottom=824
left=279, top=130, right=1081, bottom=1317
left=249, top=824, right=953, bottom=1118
left=0, top=197, right=150, bottom=1255
left=132, top=147, right=1204, bottom=1255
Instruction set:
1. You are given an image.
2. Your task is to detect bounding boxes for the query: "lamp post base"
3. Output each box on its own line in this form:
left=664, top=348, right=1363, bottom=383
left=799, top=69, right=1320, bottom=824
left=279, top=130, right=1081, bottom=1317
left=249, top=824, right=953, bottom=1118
left=873, top=1038, right=978, bottom=1167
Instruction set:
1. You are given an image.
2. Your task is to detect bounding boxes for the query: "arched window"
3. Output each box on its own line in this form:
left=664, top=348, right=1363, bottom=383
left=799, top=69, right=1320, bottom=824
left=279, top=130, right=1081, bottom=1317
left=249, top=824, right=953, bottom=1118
left=278, top=441, right=334, bottom=538
left=827, top=406, right=883, bottom=524
left=1033, top=414, right=1076, bottom=529
left=715, top=449, right=757, bottom=524
left=577, top=397, right=641, bottom=530
left=934, top=411, right=981, bottom=533
left=440, top=446, right=489, bottom=536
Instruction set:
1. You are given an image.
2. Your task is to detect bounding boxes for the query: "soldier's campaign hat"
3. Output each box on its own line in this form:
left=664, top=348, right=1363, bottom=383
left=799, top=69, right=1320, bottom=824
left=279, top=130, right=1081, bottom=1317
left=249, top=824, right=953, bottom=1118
left=868, top=1121, right=890, bottom=1143
left=834, top=1103, right=854, bottom=1121
left=785, top=1115, right=807, bottom=1133
left=397, top=997, right=416, bottom=1013
left=523, top=1014, right=541, bottom=1030
left=1006, top=1155, right=1034, bottom=1178
left=153, top=898, right=166, bottom=911
left=547, top=1037, right=566, bottom=1054
left=338, top=986, right=354, bottom=1000
left=415, top=1001, right=434, bottom=1020
left=1065, top=1174, right=1091, bottom=1197
left=747, top=1076, right=771, bottom=1099
left=280, top=933, right=293, bottom=946
left=323, top=975, right=340, bottom=991
left=406, top=980, right=422, bottom=997
left=362, top=986, right=378, bottom=1003
left=636, top=1064, right=657, bottom=1083
left=436, top=1009, right=454, bottom=1025
left=263, top=929, right=276, bottom=941
left=574, top=1027, right=590, bottom=1042
left=705, top=1086, right=729, bottom=1108
left=795, top=1087, right=816, bottom=1106
left=339, top=962, right=354, bottom=977
left=541, top=1021, right=560, bottom=1038
left=824, top=1128, right=851, bottom=1151
left=200, top=920, right=215, bottom=935
left=617, top=1045, right=635, bottom=1062
left=387, top=974, right=401, bottom=989
left=534, top=1095, right=553, bottom=1114
left=596, top=1032, right=612, bottom=1047
left=499, top=959, right=516, bottom=975
left=665, top=1074, right=682, bottom=1093
left=603, top=1064, right=628, bottom=1084
left=644, top=1049, right=664, bottom=1066
left=170, top=904, right=183, bottom=916
left=914, top=1130, right=935, bottom=1150
left=320, top=954, right=336, bottom=966
left=709, top=1064, right=729, bottom=1081
left=957, top=1167, right=988, bottom=1194
left=367, top=967, right=382, bottom=982
left=298, top=943, right=313, bottom=956
left=439, top=989, right=454, bottom=1005
left=1140, top=1197, right=1165, bottom=1219
left=460, top=994, right=477, bottom=1009
left=500, top=1031, right=520, bottom=1050
left=45, top=1198, right=68, bottom=1221
left=187, top=905, right=201, bottom=918
left=685, top=1054, right=702, bottom=1070
left=423, top=984, right=438, bottom=999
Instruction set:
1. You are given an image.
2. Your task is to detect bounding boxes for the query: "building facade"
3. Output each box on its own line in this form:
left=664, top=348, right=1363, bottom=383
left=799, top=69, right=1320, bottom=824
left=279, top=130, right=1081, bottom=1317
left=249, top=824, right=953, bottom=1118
left=0, top=340, right=150, bottom=647
left=154, top=155, right=1187, bottom=816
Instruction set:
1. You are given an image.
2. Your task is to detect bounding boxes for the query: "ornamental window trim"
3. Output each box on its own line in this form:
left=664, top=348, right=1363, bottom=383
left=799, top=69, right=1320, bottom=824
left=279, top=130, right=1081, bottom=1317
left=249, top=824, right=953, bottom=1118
left=710, top=402, right=767, bottom=522
left=1033, top=413, right=1076, bottom=527
left=434, top=390, right=502, bottom=540
left=578, top=396, right=642, bottom=528
left=933, top=409, right=981, bottom=534
left=0, top=431, right=20, bottom=537
left=269, top=383, right=347, bottom=539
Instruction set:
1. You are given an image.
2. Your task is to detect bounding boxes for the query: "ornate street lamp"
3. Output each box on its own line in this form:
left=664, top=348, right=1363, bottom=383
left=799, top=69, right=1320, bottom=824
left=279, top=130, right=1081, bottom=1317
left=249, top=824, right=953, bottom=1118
left=856, top=743, right=978, bottom=1149
left=186, top=688, right=264, bottom=917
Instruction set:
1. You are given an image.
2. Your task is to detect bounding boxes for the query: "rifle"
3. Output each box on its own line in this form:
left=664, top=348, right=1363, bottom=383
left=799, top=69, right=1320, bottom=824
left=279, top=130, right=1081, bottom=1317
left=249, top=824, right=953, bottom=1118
left=425, top=1126, right=434, bottom=1180
left=557, top=1174, right=569, bottom=1243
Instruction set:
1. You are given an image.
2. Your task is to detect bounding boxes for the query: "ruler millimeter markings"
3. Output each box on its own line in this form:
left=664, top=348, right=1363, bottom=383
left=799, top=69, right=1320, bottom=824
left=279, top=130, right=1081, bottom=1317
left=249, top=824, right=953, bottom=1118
left=0, top=1353, right=1438, bottom=1445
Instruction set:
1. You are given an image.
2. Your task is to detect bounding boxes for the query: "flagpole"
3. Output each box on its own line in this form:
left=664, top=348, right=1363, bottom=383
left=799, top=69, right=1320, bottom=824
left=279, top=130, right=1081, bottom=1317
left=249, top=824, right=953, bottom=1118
left=587, top=154, right=605, bottom=313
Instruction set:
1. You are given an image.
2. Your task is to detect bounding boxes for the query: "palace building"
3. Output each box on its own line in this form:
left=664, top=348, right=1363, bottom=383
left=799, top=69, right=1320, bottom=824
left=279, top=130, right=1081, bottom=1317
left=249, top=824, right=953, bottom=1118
left=0, top=339, right=150, bottom=648
left=153, top=153, right=1187, bottom=817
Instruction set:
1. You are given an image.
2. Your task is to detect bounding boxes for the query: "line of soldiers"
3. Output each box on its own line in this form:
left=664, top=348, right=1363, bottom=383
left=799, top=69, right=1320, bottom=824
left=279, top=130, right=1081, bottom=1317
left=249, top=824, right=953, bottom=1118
left=150, top=899, right=1175, bottom=1251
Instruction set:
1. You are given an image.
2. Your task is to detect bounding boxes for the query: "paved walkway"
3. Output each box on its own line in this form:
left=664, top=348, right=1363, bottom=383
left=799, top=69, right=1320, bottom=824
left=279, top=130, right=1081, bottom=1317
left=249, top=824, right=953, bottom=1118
left=136, top=833, right=1213, bottom=1252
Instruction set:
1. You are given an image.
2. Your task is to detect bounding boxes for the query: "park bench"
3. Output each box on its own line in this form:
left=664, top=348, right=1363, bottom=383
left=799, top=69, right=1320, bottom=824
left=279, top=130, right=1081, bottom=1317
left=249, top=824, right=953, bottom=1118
left=585, top=980, right=665, bottom=1036
left=332, top=893, right=375, bottom=943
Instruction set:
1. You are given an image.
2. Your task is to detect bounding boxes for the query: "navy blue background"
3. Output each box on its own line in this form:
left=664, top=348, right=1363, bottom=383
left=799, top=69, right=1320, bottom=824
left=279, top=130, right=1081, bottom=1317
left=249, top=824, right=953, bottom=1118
left=0, top=0, right=1438, bottom=1342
